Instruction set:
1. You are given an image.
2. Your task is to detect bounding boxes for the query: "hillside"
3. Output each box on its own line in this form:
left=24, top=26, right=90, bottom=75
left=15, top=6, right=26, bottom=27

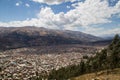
left=41, top=34, right=120, bottom=80
left=0, top=27, right=102, bottom=50
left=71, top=68, right=120, bottom=80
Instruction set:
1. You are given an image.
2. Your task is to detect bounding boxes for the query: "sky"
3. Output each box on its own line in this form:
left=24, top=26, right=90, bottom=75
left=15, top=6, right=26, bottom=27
left=0, top=0, right=120, bottom=37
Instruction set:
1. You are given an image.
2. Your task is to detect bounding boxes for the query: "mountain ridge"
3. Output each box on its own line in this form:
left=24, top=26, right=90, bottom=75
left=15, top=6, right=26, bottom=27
left=0, top=26, right=102, bottom=41
left=0, top=26, right=103, bottom=50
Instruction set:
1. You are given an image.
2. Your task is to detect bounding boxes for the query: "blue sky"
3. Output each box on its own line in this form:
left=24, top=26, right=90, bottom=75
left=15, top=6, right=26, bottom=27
left=0, top=0, right=74, bottom=22
left=0, top=0, right=120, bottom=36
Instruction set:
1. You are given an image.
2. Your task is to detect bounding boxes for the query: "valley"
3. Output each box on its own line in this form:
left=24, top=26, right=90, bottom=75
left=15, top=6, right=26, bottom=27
left=0, top=0, right=120, bottom=79
left=0, top=45, right=103, bottom=80
left=0, top=27, right=118, bottom=80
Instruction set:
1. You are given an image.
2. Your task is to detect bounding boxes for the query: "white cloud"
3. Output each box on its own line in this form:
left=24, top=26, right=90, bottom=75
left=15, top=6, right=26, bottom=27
left=101, top=28, right=120, bottom=36
left=32, top=0, right=76, bottom=5
left=67, top=6, right=70, bottom=8
left=94, top=28, right=120, bottom=36
left=1, top=0, right=120, bottom=36
left=25, top=3, right=30, bottom=7
left=15, top=3, right=20, bottom=6
left=15, top=1, right=22, bottom=6
left=81, top=25, right=120, bottom=36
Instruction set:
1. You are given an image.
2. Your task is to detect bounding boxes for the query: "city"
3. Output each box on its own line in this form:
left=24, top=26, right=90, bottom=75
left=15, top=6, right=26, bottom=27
left=0, top=45, right=99, bottom=80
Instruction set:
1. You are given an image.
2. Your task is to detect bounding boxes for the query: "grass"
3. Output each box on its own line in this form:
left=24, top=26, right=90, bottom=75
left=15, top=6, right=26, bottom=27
left=71, top=68, right=120, bottom=80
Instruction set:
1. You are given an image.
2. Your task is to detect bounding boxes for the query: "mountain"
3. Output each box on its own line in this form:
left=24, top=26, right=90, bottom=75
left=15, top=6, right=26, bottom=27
left=0, top=26, right=102, bottom=50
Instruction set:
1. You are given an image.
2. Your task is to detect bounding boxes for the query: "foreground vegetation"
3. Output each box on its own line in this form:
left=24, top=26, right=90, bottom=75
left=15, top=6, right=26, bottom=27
left=33, top=34, right=120, bottom=80
left=71, top=68, right=120, bottom=80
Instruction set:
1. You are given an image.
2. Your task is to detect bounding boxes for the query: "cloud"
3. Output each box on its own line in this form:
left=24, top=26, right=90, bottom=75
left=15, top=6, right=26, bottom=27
left=32, top=0, right=76, bottom=5
left=15, top=1, right=22, bottom=6
left=1, top=0, right=120, bottom=36
left=82, top=26, right=120, bottom=36
left=101, top=28, right=120, bottom=36
left=92, top=28, right=120, bottom=36
left=66, top=6, right=70, bottom=9
left=25, top=3, right=30, bottom=7
left=15, top=3, right=20, bottom=6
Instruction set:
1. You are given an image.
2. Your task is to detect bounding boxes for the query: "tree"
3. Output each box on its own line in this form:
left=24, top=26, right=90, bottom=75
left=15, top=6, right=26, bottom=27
left=107, top=34, right=120, bottom=69
left=79, top=60, right=86, bottom=74
left=108, top=34, right=120, bottom=50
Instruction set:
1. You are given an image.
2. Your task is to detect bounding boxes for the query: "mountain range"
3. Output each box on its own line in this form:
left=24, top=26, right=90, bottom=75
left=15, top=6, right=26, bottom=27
left=0, top=26, right=104, bottom=50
